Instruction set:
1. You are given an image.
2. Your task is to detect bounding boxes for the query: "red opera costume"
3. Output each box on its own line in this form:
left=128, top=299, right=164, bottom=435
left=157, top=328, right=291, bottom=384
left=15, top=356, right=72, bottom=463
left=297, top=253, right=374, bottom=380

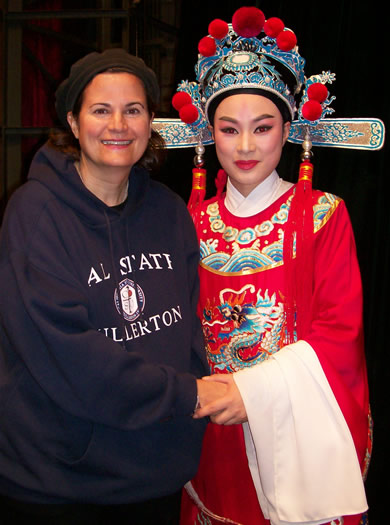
left=181, top=185, right=371, bottom=525
left=153, top=5, right=383, bottom=524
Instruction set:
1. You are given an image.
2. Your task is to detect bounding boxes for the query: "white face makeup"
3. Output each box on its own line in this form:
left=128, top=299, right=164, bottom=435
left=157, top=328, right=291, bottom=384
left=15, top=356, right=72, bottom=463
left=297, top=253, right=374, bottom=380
left=212, top=93, right=290, bottom=197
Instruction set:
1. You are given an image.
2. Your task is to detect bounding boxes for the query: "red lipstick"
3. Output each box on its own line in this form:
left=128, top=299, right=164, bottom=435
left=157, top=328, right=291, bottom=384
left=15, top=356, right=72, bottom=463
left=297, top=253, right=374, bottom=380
left=235, top=160, right=259, bottom=170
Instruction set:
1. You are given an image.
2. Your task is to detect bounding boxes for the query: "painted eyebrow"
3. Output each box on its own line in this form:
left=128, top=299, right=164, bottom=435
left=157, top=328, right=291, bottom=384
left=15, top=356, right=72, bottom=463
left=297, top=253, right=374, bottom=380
left=217, top=113, right=275, bottom=123
left=90, top=101, right=145, bottom=108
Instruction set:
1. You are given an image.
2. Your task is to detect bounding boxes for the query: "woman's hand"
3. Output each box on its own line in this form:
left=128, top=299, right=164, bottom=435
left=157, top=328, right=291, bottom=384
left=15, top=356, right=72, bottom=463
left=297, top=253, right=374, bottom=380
left=194, top=374, right=247, bottom=425
left=196, top=378, right=227, bottom=411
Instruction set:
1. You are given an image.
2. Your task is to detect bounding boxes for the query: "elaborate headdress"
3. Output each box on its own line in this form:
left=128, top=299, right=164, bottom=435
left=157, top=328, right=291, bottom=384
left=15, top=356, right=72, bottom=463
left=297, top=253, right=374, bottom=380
left=153, top=6, right=384, bottom=341
left=154, top=6, right=384, bottom=150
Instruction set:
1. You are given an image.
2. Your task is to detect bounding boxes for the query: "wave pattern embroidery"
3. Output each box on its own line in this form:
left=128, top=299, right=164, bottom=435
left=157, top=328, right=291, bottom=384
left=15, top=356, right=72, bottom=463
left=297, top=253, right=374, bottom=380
left=200, top=192, right=340, bottom=274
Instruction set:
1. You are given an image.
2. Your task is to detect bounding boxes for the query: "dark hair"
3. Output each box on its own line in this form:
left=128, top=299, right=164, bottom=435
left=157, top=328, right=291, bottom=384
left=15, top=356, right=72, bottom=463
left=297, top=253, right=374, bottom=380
left=48, top=68, right=166, bottom=173
left=207, top=88, right=292, bottom=126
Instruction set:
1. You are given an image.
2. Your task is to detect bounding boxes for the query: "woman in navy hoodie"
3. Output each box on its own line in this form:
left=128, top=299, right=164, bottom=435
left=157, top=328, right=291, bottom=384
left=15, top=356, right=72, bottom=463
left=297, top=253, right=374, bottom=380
left=0, top=49, right=224, bottom=524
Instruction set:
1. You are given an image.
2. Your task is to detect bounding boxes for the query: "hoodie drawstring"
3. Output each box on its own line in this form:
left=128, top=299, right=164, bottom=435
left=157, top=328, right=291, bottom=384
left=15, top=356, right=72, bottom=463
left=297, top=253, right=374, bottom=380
left=104, top=209, right=128, bottom=350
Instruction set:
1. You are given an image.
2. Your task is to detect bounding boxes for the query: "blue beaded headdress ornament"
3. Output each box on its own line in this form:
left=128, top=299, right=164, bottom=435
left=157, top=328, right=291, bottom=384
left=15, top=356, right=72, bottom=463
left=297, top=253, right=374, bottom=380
left=153, top=7, right=384, bottom=153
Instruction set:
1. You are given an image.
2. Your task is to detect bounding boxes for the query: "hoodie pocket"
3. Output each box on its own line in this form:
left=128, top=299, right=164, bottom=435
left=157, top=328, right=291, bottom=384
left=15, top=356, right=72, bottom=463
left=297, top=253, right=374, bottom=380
left=1, top=367, right=95, bottom=466
left=50, top=411, right=95, bottom=465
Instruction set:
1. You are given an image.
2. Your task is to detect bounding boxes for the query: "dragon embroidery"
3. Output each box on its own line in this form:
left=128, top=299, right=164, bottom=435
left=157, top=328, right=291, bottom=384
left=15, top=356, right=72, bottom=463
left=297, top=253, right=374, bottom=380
left=202, top=284, right=285, bottom=373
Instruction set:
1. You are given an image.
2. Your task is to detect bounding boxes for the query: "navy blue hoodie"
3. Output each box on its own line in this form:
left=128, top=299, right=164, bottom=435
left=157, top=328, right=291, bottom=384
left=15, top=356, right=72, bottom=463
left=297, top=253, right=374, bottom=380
left=0, top=143, right=208, bottom=504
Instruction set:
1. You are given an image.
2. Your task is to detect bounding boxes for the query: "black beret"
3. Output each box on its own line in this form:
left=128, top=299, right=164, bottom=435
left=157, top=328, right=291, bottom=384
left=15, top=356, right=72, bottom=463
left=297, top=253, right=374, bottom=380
left=55, top=48, right=160, bottom=127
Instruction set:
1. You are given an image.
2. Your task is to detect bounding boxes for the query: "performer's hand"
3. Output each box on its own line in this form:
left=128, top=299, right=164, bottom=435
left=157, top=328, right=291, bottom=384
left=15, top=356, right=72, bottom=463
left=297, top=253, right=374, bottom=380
left=194, top=374, right=247, bottom=425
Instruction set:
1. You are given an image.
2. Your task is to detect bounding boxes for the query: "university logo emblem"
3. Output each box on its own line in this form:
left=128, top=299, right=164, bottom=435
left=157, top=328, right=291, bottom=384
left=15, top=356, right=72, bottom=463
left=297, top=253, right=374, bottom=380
left=114, top=278, right=145, bottom=321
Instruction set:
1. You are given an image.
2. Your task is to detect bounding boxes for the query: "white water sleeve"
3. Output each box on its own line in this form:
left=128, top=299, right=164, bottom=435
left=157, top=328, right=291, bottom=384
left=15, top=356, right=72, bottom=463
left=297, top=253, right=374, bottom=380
left=233, top=340, right=367, bottom=525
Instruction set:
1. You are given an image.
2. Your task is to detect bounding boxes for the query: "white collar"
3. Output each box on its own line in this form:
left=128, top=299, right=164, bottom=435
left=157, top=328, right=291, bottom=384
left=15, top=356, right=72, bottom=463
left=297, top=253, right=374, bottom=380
left=224, top=171, right=293, bottom=218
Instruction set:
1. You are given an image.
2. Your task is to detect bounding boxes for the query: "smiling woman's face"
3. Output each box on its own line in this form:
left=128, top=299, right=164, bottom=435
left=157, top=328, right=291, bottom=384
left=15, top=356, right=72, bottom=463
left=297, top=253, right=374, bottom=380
left=212, top=94, right=290, bottom=197
left=67, top=72, right=153, bottom=176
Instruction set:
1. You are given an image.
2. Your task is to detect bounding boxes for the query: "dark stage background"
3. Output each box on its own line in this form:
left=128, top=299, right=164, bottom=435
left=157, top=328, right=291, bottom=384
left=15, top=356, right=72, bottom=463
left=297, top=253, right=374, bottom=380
left=1, top=1, right=388, bottom=522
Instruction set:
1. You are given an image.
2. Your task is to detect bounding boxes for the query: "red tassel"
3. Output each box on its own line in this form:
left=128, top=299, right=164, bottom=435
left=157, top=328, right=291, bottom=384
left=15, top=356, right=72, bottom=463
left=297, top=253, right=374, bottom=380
left=215, top=169, right=227, bottom=197
left=188, top=168, right=206, bottom=225
left=284, top=161, right=314, bottom=344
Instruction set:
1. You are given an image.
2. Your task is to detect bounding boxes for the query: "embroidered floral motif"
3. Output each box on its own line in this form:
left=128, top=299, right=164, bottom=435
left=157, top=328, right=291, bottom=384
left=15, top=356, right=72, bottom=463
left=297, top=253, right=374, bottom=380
left=206, top=194, right=293, bottom=242
left=254, top=220, right=274, bottom=237
left=313, top=193, right=339, bottom=231
left=362, top=409, right=373, bottom=481
left=200, top=192, right=340, bottom=274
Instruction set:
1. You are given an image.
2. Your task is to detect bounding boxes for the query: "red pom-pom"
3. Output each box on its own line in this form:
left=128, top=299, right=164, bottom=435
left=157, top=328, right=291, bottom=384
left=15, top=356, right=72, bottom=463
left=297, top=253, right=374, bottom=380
left=179, top=104, right=199, bottom=124
left=302, top=100, right=323, bottom=121
left=276, top=30, right=297, bottom=51
left=307, top=83, right=328, bottom=103
left=264, top=17, right=285, bottom=38
left=172, top=92, right=192, bottom=111
left=208, top=19, right=229, bottom=40
left=232, top=7, right=265, bottom=38
left=198, top=36, right=216, bottom=56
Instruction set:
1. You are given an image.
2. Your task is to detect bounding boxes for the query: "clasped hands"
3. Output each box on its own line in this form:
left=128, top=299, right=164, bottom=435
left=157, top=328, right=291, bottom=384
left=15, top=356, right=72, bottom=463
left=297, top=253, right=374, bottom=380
left=195, top=375, right=247, bottom=425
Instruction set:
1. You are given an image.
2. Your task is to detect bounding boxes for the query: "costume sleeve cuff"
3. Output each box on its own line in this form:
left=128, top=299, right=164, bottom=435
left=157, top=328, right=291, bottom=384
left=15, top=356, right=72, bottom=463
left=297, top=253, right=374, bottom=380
left=233, top=340, right=367, bottom=525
